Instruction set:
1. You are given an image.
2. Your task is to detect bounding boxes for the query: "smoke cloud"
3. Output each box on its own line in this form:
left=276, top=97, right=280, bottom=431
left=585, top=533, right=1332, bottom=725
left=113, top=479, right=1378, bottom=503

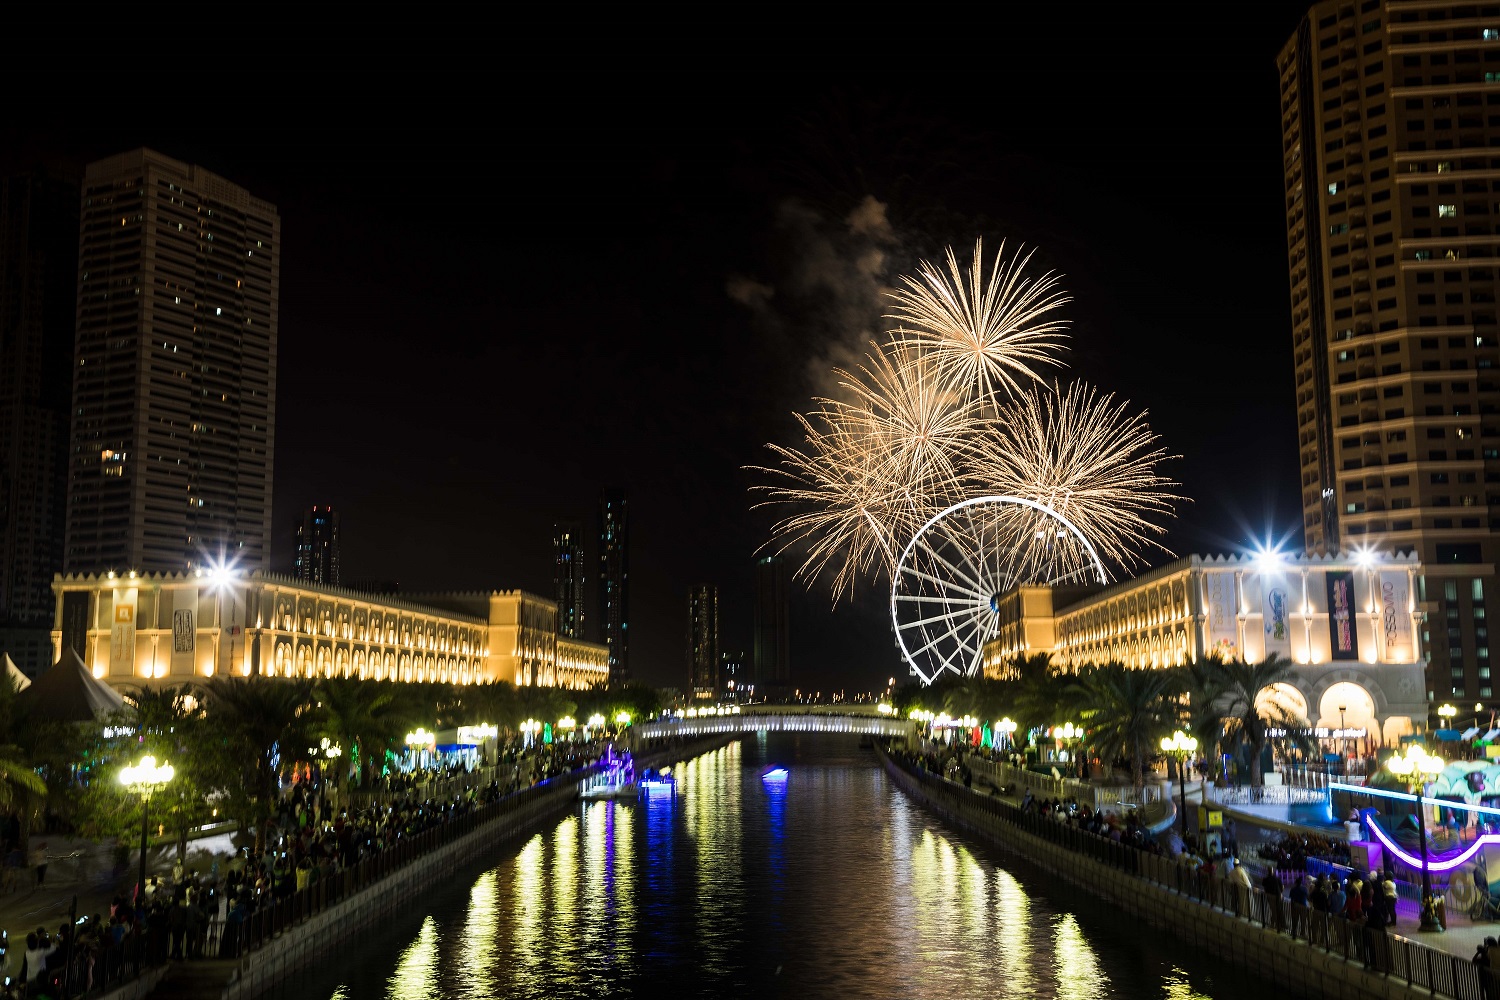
left=728, top=194, right=904, bottom=402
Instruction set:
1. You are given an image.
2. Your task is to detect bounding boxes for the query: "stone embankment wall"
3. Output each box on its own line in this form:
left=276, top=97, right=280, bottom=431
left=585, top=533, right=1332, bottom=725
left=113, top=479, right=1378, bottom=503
left=99, top=735, right=731, bottom=1000
left=879, top=746, right=1426, bottom=1000
left=219, top=735, right=730, bottom=1000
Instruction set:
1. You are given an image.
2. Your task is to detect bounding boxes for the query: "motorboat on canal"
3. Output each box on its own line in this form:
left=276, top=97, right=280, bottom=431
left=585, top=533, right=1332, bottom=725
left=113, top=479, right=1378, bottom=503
left=761, top=765, right=789, bottom=782
left=638, top=765, right=676, bottom=797
left=580, top=747, right=638, bottom=800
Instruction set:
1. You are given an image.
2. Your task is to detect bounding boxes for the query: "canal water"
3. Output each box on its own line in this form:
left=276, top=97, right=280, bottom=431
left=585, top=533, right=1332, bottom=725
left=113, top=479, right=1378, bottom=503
left=276, top=734, right=1281, bottom=999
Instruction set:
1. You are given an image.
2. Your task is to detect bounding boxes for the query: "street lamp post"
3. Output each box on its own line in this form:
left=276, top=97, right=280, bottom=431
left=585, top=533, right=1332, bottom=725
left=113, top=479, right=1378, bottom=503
left=307, top=738, right=342, bottom=813
left=118, top=756, right=175, bottom=903
left=1338, top=705, right=1348, bottom=774
left=1160, top=730, right=1198, bottom=842
left=1387, top=744, right=1446, bottom=932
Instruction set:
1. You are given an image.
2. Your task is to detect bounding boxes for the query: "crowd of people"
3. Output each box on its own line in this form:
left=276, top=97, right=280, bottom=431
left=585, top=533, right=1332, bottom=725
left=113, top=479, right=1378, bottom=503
left=0, top=737, right=619, bottom=999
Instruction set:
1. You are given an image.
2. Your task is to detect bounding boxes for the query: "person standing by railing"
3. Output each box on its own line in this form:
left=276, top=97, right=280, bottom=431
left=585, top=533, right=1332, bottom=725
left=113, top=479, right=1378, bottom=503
left=1289, top=875, right=1309, bottom=938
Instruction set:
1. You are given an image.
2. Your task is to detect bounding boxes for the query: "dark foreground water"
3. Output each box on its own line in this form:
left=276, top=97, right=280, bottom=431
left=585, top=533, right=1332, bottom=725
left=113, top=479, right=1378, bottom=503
left=275, top=735, right=1280, bottom=999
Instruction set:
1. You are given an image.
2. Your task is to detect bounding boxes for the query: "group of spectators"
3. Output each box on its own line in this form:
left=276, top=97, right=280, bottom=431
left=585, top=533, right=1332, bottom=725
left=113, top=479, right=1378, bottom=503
left=0, top=738, right=617, bottom=999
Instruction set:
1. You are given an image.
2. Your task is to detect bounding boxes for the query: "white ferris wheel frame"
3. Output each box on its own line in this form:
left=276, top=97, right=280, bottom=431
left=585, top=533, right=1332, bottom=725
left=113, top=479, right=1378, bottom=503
left=890, top=495, right=1110, bottom=685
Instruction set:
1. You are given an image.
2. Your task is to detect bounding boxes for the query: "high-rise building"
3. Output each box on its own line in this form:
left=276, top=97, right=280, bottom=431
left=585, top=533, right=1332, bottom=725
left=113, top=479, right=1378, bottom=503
left=0, top=168, right=79, bottom=675
left=687, top=584, right=718, bottom=700
left=553, top=521, right=586, bottom=639
left=293, top=505, right=340, bottom=586
left=64, top=148, right=279, bottom=576
left=1280, top=2, right=1500, bottom=713
left=598, top=490, right=628, bottom=683
left=754, top=555, right=790, bottom=697
left=721, top=649, right=749, bottom=702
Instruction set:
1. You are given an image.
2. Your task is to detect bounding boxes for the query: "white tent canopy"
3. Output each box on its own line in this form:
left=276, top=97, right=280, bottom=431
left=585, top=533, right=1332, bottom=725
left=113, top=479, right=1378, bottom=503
left=1, top=654, right=28, bottom=692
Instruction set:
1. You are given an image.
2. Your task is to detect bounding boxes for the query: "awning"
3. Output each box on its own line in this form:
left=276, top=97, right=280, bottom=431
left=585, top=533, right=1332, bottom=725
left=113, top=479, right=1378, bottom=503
left=1462, top=727, right=1482, bottom=740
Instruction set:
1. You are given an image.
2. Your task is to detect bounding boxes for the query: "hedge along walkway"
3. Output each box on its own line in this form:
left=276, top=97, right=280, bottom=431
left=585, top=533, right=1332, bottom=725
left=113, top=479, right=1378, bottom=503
left=880, top=743, right=1476, bottom=1000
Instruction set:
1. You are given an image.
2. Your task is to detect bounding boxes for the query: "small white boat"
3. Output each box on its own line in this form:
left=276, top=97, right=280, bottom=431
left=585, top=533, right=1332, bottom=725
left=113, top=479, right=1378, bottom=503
left=581, top=780, right=638, bottom=800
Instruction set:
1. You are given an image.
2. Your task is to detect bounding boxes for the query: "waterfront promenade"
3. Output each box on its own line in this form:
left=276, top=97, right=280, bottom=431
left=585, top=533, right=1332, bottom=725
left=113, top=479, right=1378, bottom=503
left=884, top=741, right=1494, bottom=1000
left=0, top=732, right=724, bottom=1000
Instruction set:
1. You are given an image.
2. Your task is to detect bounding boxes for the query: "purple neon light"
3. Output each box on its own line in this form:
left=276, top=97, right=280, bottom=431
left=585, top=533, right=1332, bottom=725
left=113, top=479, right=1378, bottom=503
left=1362, top=808, right=1496, bottom=872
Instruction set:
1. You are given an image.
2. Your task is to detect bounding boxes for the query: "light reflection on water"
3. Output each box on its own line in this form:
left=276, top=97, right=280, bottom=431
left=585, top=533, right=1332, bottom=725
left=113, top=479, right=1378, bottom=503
left=282, top=737, right=1280, bottom=1000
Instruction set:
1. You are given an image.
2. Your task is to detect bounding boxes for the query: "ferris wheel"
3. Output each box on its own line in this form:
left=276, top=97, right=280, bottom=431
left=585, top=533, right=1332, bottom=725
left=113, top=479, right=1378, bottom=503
left=890, top=495, right=1109, bottom=685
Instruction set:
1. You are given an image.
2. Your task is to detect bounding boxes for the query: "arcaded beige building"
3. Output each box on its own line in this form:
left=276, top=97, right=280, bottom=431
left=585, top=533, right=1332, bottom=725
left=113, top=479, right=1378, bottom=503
left=48, top=571, right=608, bottom=691
left=1280, top=2, right=1500, bottom=711
left=982, top=552, right=1427, bottom=742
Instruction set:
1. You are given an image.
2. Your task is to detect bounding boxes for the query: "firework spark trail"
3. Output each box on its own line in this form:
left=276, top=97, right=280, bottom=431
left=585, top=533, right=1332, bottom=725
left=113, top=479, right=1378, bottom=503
left=752, top=239, right=1182, bottom=626
left=886, top=237, right=1070, bottom=405
left=978, top=380, right=1180, bottom=575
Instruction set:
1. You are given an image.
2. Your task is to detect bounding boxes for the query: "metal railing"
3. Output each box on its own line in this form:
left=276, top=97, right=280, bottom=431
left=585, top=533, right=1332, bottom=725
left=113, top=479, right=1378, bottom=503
left=965, top=755, right=1164, bottom=812
left=1208, top=785, right=1330, bottom=805
left=884, top=747, right=1500, bottom=1000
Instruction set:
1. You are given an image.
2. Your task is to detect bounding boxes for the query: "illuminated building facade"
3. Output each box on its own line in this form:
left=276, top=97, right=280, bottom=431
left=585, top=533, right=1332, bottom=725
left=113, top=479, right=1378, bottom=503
left=553, top=521, right=585, bottom=640
left=598, top=491, right=628, bottom=682
left=65, top=149, right=279, bottom=576
left=49, top=573, right=607, bottom=690
left=982, top=552, right=1428, bottom=742
left=687, top=584, right=718, bottom=701
left=293, top=506, right=340, bottom=586
left=1279, top=3, right=1500, bottom=710
left=0, top=168, right=79, bottom=676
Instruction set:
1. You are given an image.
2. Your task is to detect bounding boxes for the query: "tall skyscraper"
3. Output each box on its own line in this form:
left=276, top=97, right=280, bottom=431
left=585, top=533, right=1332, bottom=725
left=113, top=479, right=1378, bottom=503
left=721, top=649, right=748, bottom=702
left=293, top=505, right=340, bottom=586
left=1280, top=3, right=1500, bottom=711
left=0, top=168, right=79, bottom=675
left=598, top=490, right=628, bottom=683
left=64, top=149, right=279, bottom=575
left=553, top=520, right=586, bottom=639
left=754, top=555, right=790, bottom=697
left=687, top=584, right=719, bottom=700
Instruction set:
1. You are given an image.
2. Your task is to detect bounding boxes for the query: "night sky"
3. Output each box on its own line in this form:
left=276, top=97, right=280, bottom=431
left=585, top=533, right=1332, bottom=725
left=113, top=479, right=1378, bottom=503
left=4, top=5, right=1317, bottom=692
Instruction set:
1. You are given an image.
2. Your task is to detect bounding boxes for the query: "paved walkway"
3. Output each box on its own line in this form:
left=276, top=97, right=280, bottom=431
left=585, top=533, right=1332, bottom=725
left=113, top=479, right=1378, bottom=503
left=966, top=766, right=1500, bottom=966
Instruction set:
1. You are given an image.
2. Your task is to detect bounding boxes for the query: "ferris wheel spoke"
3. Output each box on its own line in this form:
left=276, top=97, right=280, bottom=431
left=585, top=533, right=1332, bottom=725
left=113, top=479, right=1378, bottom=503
left=898, top=605, right=985, bottom=630
left=899, top=566, right=987, bottom=602
left=895, top=593, right=980, bottom=605
left=905, top=611, right=985, bottom=661
left=913, top=541, right=988, bottom=597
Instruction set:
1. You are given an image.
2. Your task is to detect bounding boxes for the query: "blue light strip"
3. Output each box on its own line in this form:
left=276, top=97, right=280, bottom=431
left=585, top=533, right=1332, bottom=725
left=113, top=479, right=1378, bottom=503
left=1330, top=781, right=1500, bottom=819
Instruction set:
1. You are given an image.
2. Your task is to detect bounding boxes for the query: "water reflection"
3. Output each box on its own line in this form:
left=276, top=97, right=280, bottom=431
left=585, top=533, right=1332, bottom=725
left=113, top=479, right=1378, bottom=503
left=386, top=915, right=439, bottom=1000
left=1054, top=913, right=1109, bottom=1000
left=290, top=738, right=1277, bottom=1000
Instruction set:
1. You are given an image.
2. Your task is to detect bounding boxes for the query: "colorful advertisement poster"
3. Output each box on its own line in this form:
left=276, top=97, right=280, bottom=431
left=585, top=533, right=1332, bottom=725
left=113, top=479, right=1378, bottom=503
left=1261, top=572, right=1292, bottom=658
left=1325, top=570, right=1359, bottom=661
left=1205, top=571, right=1238, bottom=659
left=1379, top=570, right=1413, bottom=662
left=109, top=598, right=136, bottom=675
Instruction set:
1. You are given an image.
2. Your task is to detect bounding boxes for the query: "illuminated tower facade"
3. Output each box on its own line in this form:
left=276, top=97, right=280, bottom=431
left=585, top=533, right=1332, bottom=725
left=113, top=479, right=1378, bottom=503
left=687, top=583, right=718, bottom=700
left=755, top=555, right=790, bottom=697
left=64, top=149, right=279, bottom=575
left=0, top=168, right=79, bottom=675
left=553, top=520, right=586, bottom=640
left=293, top=505, right=340, bottom=586
left=598, top=490, right=628, bottom=683
left=1281, top=2, right=1500, bottom=710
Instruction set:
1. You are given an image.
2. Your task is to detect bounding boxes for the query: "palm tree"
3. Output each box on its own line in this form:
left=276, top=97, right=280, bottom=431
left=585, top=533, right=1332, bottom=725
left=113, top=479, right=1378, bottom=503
left=1176, top=660, right=1229, bottom=783
left=1068, top=663, right=1178, bottom=792
left=1216, top=654, right=1313, bottom=787
left=313, top=677, right=402, bottom=791
left=0, top=746, right=45, bottom=813
left=202, top=677, right=313, bottom=847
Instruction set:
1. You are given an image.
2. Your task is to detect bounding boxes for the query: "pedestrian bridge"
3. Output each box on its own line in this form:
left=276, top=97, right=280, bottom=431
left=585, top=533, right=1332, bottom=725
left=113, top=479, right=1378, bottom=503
left=636, top=712, right=913, bottom=740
